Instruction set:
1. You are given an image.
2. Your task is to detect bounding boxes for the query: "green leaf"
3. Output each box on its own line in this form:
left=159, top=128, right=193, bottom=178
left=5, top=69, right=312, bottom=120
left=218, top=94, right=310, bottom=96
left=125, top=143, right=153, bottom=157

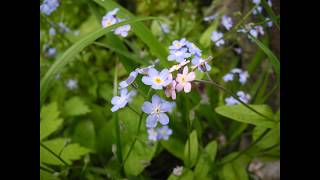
left=249, top=34, right=280, bottom=83
left=92, top=0, right=169, bottom=67
left=40, top=17, right=161, bottom=106
left=184, top=130, right=199, bottom=168
left=261, top=0, right=280, bottom=30
left=40, top=138, right=91, bottom=166
left=215, top=105, right=276, bottom=128
left=123, top=140, right=157, bottom=176
left=161, top=137, right=185, bottom=160
left=194, top=140, right=218, bottom=179
left=199, top=17, right=220, bottom=48
left=72, top=120, right=96, bottom=150
left=252, top=124, right=280, bottom=150
left=64, top=96, right=91, bottom=116
left=40, top=102, right=63, bottom=141
left=220, top=161, right=248, bottom=180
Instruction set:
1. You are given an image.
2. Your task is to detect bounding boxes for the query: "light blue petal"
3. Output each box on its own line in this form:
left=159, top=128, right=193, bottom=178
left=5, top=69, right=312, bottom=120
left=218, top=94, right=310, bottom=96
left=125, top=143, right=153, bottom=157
left=160, top=102, right=172, bottom=112
left=159, top=113, right=169, bottom=125
left=111, top=96, right=120, bottom=105
left=168, top=55, right=176, bottom=61
left=120, top=88, right=128, bottom=97
left=142, top=76, right=153, bottom=85
left=141, top=102, right=153, bottom=114
left=159, top=69, right=169, bottom=79
left=148, top=68, right=158, bottom=77
left=152, top=95, right=161, bottom=105
left=111, top=105, right=119, bottom=112
left=146, top=114, right=158, bottom=128
left=152, top=84, right=163, bottom=90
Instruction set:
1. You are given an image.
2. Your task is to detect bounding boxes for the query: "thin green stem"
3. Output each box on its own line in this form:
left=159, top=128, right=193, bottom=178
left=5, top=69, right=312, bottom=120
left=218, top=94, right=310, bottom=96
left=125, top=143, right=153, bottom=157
left=217, top=128, right=271, bottom=166
left=40, top=142, right=69, bottom=166
left=40, top=165, right=55, bottom=173
left=121, top=88, right=152, bottom=167
left=196, top=74, right=276, bottom=122
left=128, top=105, right=140, bottom=116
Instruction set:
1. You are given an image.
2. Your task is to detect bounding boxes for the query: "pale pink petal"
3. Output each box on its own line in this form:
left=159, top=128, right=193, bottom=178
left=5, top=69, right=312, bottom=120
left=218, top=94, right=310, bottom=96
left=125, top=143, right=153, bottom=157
left=184, top=82, right=191, bottom=93
left=176, top=74, right=183, bottom=83
left=165, top=87, right=170, bottom=97
left=186, top=72, right=195, bottom=81
left=172, top=91, right=176, bottom=100
left=176, top=83, right=184, bottom=92
left=183, top=66, right=188, bottom=75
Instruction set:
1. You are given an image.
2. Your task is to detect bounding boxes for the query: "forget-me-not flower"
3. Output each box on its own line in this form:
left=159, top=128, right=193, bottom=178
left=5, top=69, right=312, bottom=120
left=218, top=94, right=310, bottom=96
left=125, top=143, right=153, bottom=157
left=66, top=79, right=78, bottom=90
left=119, top=71, right=138, bottom=89
left=160, top=23, right=170, bottom=34
left=211, top=31, right=225, bottom=47
left=186, top=42, right=202, bottom=57
left=49, top=27, right=56, bottom=36
left=225, top=91, right=251, bottom=105
left=141, top=95, right=173, bottom=128
left=157, top=126, right=173, bottom=140
left=176, top=66, right=195, bottom=93
left=40, top=0, right=60, bottom=16
left=110, top=88, right=136, bottom=112
left=142, top=68, right=172, bottom=90
left=169, top=39, right=188, bottom=50
left=114, top=24, right=131, bottom=37
left=221, top=15, right=233, bottom=30
left=191, top=56, right=211, bottom=72
left=47, top=47, right=56, bottom=57
left=168, top=48, right=191, bottom=63
left=147, top=128, right=158, bottom=141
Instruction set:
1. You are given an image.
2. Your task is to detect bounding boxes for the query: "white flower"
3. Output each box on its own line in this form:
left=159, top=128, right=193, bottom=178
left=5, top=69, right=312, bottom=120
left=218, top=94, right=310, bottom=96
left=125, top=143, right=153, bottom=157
left=173, top=166, right=183, bottom=176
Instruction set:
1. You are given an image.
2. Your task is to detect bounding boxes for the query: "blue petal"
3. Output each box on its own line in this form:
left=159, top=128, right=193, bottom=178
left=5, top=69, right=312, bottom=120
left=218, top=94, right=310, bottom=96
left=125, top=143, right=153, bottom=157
left=159, top=113, right=169, bottom=125
left=160, top=102, right=172, bottom=112
left=141, top=102, right=153, bottom=114
left=159, top=69, right=169, bottom=79
left=111, top=96, right=120, bottom=105
left=152, top=95, right=161, bottom=105
left=146, top=114, right=158, bottom=128
left=148, top=68, right=158, bottom=78
left=152, top=84, right=163, bottom=90
left=142, top=76, right=153, bottom=85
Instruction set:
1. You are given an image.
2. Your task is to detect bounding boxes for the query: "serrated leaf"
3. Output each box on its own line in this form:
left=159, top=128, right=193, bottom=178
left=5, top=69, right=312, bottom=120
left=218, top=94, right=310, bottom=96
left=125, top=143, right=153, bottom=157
left=40, top=102, right=63, bottom=141
left=215, top=104, right=276, bottom=128
left=184, top=130, right=199, bottom=168
left=40, top=138, right=91, bottom=166
left=64, top=97, right=91, bottom=116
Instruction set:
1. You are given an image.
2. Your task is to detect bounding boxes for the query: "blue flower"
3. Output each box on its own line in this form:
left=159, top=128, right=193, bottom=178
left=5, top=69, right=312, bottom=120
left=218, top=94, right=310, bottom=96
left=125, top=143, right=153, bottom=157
left=239, top=71, right=249, bottom=84
left=192, top=56, right=211, bottom=72
left=266, top=18, right=273, bottom=27
left=119, top=70, right=138, bottom=89
left=223, top=73, right=234, bottom=82
left=66, top=79, right=78, bottom=90
left=141, top=95, right=172, bottom=128
left=268, top=0, right=272, bottom=7
left=114, top=24, right=131, bottom=37
left=168, top=48, right=191, bottom=63
left=169, top=39, right=188, bottom=50
left=157, top=126, right=173, bottom=140
left=40, top=0, right=60, bottom=16
left=47, top=47, right=56, bottom=57
left=186, top=42, right=202, bottom=57
left=160, top=23, right=170, bottom=34
left=49, top=27, right=56, bottom=36
left=110, top=88, right=136, bottom=112
left=142, top=68, right=172, bottom=89
left=253, top=6, right=263, bottom=15
left=106, top=8, right=119, bottom=17
left=252, top=0, right=261, bottom=4
left=225, top=91, right=251, bottom=106
left=221, top=15, right=233, bottom=30
left=211, top=31, right=225, bottom=47
left=204, top=14, right=217, bottom=22
left=147, top=128, right=158, bottom=141
left=58, top=22, right=70, bottom=33
left=249, top=26, right=264, bottom=38
left=101, top=15, right=117, bottom=28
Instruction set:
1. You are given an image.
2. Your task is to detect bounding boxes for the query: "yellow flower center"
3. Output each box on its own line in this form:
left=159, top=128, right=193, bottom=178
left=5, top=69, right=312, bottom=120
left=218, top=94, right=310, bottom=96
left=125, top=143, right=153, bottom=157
left=154, top=77, right=162, bottom=84
left=176, top=43, right=182, bottom=47
left=181, top=76, right=186, bottom=83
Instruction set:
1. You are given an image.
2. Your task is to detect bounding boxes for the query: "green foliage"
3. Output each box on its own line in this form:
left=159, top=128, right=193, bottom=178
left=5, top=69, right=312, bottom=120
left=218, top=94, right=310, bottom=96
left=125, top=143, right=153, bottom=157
left=64, top=96, right=91, bottom=116
left=215, top=104, right=277, bottom=128
left=184, top=130, right=199, bottom=168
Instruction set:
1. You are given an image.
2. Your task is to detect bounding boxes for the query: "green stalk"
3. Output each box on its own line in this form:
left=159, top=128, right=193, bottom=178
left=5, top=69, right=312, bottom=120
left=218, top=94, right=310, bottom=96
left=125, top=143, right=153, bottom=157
left=40, top=142, right=69, bottom=166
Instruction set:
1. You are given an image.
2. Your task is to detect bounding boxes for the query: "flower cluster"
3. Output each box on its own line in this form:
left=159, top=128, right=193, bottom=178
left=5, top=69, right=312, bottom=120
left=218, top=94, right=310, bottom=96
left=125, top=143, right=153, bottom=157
left=110, top=38, right=211, bottom=142
left=225, top=91, right=251, bottom=105
left=101, top=8, right=131, bottom=37
left=40, top=0, right=60, bottom=16
left=252, top=0, right=272, bottom=15
left=223, top=68, right=249, bottom=85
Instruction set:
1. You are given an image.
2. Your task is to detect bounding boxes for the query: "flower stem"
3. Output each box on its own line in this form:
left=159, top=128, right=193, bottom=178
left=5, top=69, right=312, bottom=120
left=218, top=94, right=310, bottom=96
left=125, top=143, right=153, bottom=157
left=195, top=74, right=276, bottom=122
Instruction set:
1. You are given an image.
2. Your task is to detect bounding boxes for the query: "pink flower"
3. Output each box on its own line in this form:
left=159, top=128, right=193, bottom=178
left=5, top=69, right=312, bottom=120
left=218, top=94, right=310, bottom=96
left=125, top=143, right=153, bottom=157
left=165, top=74, right=177, bottom=100
left=176, top=66, right=195, bottom=93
